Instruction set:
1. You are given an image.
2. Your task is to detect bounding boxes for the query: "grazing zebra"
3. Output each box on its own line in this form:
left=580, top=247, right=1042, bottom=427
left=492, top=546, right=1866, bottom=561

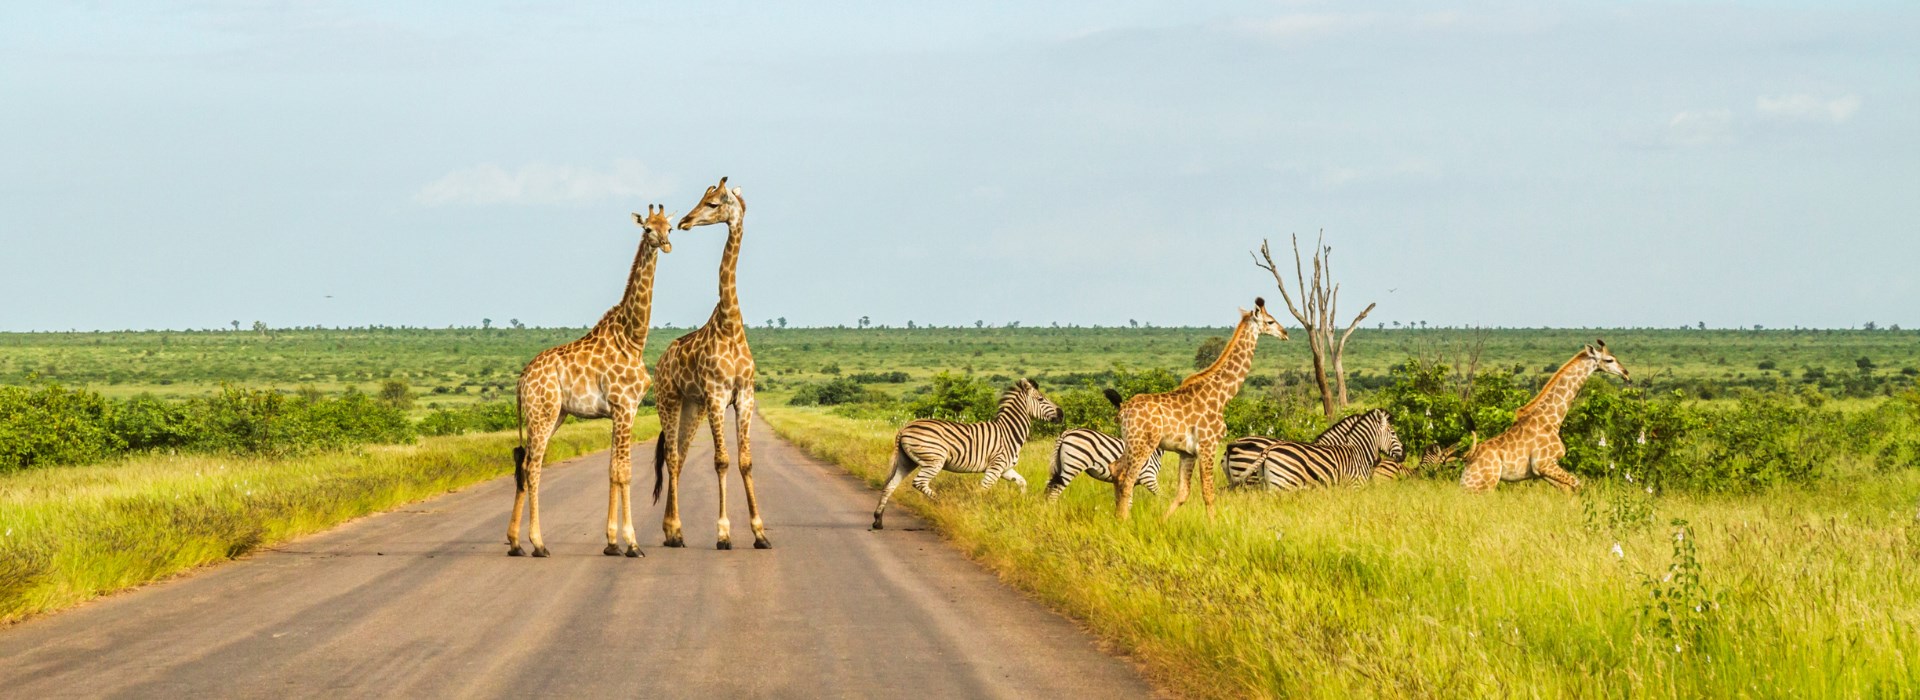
left=872, top=378, right=1062, bottom=529
left=1225, top=409, right=1405, bottom=490
left=1044, top=428, right=1162, bottom=503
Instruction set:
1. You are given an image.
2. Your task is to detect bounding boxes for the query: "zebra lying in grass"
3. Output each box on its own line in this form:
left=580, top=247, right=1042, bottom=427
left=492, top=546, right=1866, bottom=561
left=1044, top=428, right=1162, bottom=503
left=1224, top=409, right=1406, bottom=490
left=873, top=378, right=1061, bottom=529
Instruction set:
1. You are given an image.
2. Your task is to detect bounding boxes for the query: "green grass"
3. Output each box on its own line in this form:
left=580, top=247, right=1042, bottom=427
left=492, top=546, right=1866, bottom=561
left=0, top=419, right=652, bottom=625
left=762, top=405, right=1920, bottom=698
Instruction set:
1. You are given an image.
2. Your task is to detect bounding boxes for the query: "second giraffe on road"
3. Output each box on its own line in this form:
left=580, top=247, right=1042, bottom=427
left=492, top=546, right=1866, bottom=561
left=652, top=176, right=770, bottom=550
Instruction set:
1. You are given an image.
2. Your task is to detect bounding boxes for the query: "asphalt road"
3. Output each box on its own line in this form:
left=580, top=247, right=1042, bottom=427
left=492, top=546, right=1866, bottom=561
left=0, top=417, right=1156, bottom=699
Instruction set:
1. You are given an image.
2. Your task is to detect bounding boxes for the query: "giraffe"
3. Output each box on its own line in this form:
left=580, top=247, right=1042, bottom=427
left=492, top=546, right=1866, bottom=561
left=650, top=176, right=769, bottom=550
left=1110, top=298, right=1289, bottom=520
left=506, top=205, right=675, bottom=558
left=1459, top=340, right=1629, bottom=493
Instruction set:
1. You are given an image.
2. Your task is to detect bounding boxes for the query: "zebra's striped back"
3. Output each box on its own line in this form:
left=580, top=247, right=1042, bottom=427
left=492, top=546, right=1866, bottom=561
left=1225, top=437, right=1379, bottom=490
left=1045, top=428, right=1161, bottom=502
left=895, top=417, right=1025, bottom=474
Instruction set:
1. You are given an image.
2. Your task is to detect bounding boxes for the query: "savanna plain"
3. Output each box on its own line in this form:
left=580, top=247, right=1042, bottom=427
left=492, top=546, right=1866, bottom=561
left=3, top=325, right=1918, bottom=698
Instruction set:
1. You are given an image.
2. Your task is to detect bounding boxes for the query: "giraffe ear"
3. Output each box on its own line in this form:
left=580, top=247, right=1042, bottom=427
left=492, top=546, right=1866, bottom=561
left=633, top=212, right=645, bottom=223
left=1595, top=338, right=1608, bottom=351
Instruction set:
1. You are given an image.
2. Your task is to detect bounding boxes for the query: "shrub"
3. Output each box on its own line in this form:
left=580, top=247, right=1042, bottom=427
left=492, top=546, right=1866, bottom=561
left=0, top=383, right=125, bottom=471
left=908, top=372, right=998, bottom=421
left=419, top=401, right=519, bottom=436
left=789, top=377, right=879, bottom=407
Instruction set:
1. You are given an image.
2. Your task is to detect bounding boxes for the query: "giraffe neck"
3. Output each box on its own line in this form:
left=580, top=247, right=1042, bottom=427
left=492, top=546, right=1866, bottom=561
left=707, top=218, right=745, bottom=337
left=605, top=239, right=661, bottom=351
left=1518, top=352, right=1598, bottom=430
left=1181, top=316, right=1259, bottom=410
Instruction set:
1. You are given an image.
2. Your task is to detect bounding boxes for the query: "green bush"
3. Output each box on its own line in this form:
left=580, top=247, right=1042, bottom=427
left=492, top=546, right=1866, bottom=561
left=419, top=402, right=519, bottom=436
left=789, top=377, right=880, bottom=407
left=0, top=383, right=125, bottom=471
left=908, top=372, right=998, bottom=421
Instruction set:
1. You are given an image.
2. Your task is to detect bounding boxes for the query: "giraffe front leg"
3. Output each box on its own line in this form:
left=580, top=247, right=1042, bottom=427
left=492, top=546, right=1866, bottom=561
left=1114, top=436, right=1154, bottom=520
left=735, top=391, right=770, bottom=549
left=1196, top=444, right=1218, bottom=522
left=659, top=396, right=694, bottom=548
left=1536, top=457, right=1582, bottom=494
left=1162, top=453, right=1196, bottom=521
left=706, top=398, right=734, bottom=550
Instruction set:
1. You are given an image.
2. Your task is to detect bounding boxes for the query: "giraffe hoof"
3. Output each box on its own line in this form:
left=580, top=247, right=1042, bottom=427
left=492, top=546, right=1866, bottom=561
left=754, top=538, right=772, bottom=550
left=508, top=546, right=525, bottom=557
left=603, top=544, right=623, bottom=556
left=663, top=536, right=685, bottom=548
left=531, top=546, right=550, bottom=558
left=625, top=545, right=643, bottom=558
left=716, top=540, right=733, bottom=550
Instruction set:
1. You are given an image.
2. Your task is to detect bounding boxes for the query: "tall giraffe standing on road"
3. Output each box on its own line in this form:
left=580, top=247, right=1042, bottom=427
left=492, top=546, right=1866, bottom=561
left=1459, top=340, right=1629, bottom=493
left=652, top=176, right=770, bottom=550
left=1109, top=299, right=1289, bottom=520
left=507, top=205, right=674, bottom=558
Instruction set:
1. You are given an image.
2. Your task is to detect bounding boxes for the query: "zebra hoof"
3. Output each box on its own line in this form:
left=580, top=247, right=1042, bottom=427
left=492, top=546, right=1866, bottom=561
left=871, top=517, right=884, bottom=530
left=716, top=540, right=732, bottom=550
left=754, top=538, right=772, bottom=550
left=603, top=544, right=622, bottom=556
left=625, top=545, right=643, bottom=558
left=531, top=546, right=550, bottom=558
left=508, top=546, right=525, bottom=557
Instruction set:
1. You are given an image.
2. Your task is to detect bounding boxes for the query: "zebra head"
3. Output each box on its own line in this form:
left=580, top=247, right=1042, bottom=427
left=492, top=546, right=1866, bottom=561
left=1586, top=339, right=1630, bottom=381
left=1010, top=378, right=1062, bottom=423
left=1372, top=410, right=1405, bottom=461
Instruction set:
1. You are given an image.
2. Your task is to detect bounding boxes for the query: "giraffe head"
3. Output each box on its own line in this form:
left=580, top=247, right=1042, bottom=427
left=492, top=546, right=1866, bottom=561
left=632, top=204, right=675, bottom=253
left=1009, top=378, right=1063, bottom=423
left=677, top=176, right=744, bottom=230
left=1585, top=339, right=1629, bottom=381
left=1245, top=297, right=1289, bottom=341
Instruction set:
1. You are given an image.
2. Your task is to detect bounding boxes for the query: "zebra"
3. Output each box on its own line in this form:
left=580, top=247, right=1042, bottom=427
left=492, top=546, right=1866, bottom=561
left=1044, top=428, right=1162, bottom=503
left=872, top=378, right=1062, bottom=529
left=1224, top=409, right=1405, bottom=490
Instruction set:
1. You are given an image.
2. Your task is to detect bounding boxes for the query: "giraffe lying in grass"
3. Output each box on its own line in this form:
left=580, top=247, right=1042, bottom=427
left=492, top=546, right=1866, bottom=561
left=1459, top=340, right=1629, bottom=493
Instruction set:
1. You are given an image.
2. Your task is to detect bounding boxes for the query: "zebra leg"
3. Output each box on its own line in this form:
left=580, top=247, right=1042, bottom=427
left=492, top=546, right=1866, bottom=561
left=873, top=446, right=913, bottom=530
left=1045, top=447, right=1076, bottom=504
left=1141, top=453, right=1161, bottom=496
left=1002, top=466, right=1028, bottom=491
left=910, top=459, right=944, bottom=501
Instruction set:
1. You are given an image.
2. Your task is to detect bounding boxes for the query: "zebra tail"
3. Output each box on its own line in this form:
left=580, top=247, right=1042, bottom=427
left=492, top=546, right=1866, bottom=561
left=1103, top=388, right=1124, bottom=408
left=651, top=436, right=667, bottom=504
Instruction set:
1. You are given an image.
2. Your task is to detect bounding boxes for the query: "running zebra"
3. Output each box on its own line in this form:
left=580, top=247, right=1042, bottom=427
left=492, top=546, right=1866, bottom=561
left=872, top=378, right=1062, bottom=529
left=1225, top=409, right=1405, bottom=490
left=1044, top=428, right=1162, bottom=503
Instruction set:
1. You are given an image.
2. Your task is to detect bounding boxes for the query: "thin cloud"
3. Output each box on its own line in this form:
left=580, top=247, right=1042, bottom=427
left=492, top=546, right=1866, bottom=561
left=413, top=160, right=672, bottom=206
left=1228, top=11, right=1464, bottom=40
left=1313, top=158, right=1442, bottom=189
left=1756, top=93, right=1861, bottom=124
left=1664, top=109, right=1734, bottom=147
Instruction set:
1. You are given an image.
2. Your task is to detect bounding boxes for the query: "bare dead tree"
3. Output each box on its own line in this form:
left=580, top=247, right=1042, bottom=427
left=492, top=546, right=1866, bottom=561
left=1253, top=231, right=1377, bottom=419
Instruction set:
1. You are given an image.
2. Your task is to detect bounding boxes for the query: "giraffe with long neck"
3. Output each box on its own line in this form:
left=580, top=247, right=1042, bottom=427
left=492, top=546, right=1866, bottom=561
left=1459, top=340, right=1630, bottom=493
left=651, top=176, right=769, bottom=550
left=1109, top=298, right=1289, bottom=520
left=506, top=205, right=674, bottom=558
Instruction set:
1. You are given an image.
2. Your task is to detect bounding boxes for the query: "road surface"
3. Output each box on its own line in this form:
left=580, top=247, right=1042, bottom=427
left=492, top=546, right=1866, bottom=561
left=0, top=417, right=1156, bottom=699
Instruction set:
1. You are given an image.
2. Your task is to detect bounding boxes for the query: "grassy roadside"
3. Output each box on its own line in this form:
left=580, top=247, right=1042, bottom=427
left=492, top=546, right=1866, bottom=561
left=762, top=404, right=1920, bottom=698
left=0, top=419, right=653, bottom=625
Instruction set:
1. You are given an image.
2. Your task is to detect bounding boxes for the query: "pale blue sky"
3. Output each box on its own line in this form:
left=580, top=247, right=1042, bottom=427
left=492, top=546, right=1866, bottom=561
left=3, top=1, right=1915, bottom=331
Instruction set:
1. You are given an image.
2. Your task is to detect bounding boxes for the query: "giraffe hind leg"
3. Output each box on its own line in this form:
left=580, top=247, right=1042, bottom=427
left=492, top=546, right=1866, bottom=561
left=734, top=393, right=770, bottom=549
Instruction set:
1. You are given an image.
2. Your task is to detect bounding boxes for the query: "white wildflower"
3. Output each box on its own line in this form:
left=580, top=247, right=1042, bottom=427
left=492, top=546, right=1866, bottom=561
left=1675, top=644, right=1683, bottom=653
left=1663, top=572, right=1673, bottom=582
left=1694, top=605, right=1702, bottom=612
left=1636, top=430, right=1648, bottom=446
left=1675, top=530, right=1685, bottom=542
left=1645, top=487, right=1654, bottom=495
left=1625, top=472, right=1635, bottom=483
left=1610, top=542, right=1624, bottom=558
left=1598, top=435, right=1609, bottom=447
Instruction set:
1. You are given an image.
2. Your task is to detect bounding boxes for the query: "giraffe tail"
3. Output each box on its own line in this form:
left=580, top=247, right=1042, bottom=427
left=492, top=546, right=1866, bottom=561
left=651, top=436, right=667, bottom=504
left=512, top=446, right=528, bottom=493
left=1103, top=388, right=1124, bottom=409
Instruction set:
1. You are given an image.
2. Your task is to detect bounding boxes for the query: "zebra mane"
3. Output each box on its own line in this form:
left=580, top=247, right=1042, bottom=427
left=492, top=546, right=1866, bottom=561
left=1313, top=409, right=1388, bottom=445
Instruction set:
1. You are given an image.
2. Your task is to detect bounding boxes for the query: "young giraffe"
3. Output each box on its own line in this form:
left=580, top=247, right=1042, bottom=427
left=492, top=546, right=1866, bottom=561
left=651, top=176, right=770, bottom=550
left=507, top=205, right=674, bottom=558
left=1110, top=298, right=1289, bottom=520
left=1459, top=340, right=1630, bottom=493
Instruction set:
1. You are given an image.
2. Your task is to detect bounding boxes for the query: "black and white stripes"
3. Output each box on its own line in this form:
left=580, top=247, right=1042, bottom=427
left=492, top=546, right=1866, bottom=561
left=872, top=379, right=1061, bottom=529
left=1225, top=409, right=1405, bottom=490
left=1044, top=428, right=1161, bottom=503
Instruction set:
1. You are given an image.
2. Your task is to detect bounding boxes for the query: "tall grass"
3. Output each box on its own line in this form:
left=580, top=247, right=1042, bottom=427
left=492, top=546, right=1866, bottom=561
left=0, top=420, right=652, bottom=625
left=763, top=405, right=1920, bottom=698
